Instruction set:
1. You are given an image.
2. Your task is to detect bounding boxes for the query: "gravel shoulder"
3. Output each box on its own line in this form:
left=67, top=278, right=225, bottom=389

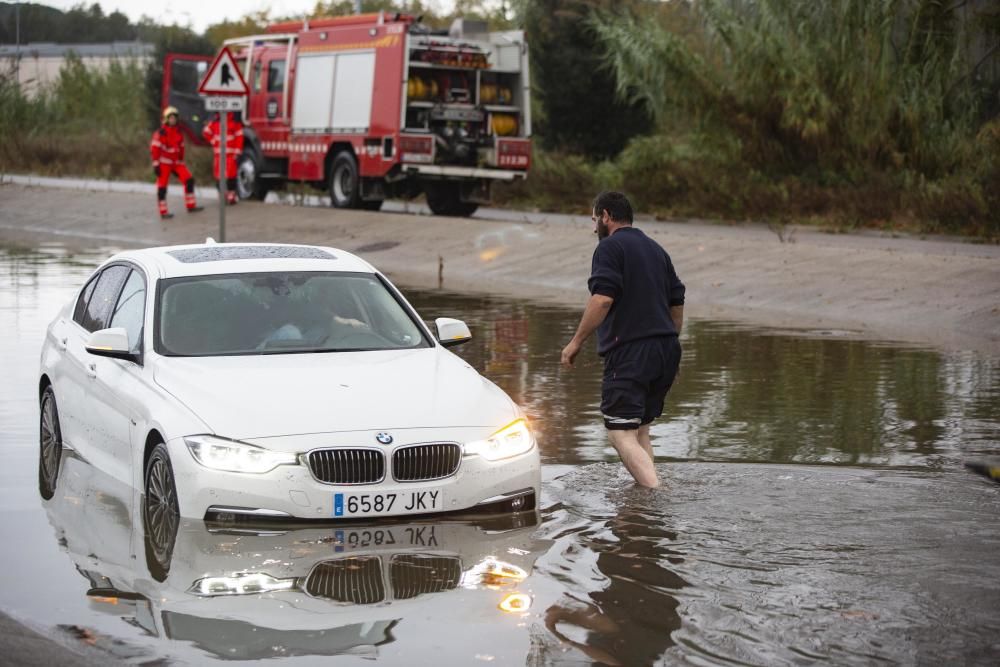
left=1, top=180, right=998, bottom=353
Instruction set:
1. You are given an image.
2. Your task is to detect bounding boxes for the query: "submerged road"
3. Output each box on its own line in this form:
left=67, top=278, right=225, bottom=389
left=1, top=214, right=998, bottom=664
left=1, top=177, right=999, bottom=353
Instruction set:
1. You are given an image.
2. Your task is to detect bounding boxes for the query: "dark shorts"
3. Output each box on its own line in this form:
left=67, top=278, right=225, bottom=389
left=601, top=336, right=682, bottom=430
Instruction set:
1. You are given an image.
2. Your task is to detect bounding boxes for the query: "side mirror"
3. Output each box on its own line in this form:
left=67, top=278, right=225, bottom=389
left=435, top=318, right=472, bottom=348
left=85, top=328, right=138, bottom=363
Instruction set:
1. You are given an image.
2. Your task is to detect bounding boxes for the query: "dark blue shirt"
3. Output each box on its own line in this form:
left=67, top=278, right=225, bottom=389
left=588, top=226, right=685, bottom=355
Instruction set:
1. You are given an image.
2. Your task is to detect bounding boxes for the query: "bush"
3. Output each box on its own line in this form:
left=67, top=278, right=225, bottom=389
left=493, top=151, right=620, bottom=212
left=567, top=0, right=1000, bottom=237
left=0, top=55, right=212, bottom=184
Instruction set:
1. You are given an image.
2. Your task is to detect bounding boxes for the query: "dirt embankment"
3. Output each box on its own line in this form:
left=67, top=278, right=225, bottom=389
left=1, top=181, right=998, bottom=353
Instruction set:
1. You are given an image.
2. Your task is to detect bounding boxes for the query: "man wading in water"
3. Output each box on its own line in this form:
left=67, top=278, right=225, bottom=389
left=561, top=191, right=685, bottom=487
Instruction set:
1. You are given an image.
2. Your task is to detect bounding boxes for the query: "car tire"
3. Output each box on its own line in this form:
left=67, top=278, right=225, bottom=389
left=38, top=386, right=62, bottom=500
left=329, top=150, right=362, bottom=209
left=425, top=181, right=479, bottom=217
left=143, top=442, right=179, bottom=582
left=236, top=151, right=270, bottom=201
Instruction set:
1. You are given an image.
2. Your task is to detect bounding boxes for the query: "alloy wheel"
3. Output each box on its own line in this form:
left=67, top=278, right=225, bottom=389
left=144, top=446, right=179, bottom=580
left=236, top=156, right=256, bottom=200
left=38, top=390, right=62, bottom=499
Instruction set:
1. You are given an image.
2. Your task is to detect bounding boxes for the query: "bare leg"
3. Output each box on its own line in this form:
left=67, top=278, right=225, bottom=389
left=637, top=424, right=653, bottom=460
left=608, top=429, right=659, bottom=488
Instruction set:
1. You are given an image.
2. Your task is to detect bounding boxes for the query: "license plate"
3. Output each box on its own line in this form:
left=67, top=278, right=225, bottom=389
left=333, top=490, right=442, bottom=517
left=331, top=526, right=439, bottom=552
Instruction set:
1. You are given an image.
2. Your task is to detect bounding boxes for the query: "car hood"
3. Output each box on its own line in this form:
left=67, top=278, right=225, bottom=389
left=153, top=347, right=516, bottom=440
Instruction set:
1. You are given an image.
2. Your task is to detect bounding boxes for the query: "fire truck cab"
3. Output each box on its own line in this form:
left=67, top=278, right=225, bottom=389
left=164, top=13, right=531, bottom=216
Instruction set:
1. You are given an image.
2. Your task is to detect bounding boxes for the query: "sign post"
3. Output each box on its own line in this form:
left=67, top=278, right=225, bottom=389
left=197, top=46, right=250, bottom=243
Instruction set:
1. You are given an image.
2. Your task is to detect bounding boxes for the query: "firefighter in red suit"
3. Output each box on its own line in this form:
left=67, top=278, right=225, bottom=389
left=150, top=106, right=202, bottom=219
left=202, top=112, right=245, bottom=205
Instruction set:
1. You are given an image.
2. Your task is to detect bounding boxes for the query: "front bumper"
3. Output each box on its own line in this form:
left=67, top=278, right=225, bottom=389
left=167, top=436, right=540, bottom=520
left=402, top=164, right=527, bottom=181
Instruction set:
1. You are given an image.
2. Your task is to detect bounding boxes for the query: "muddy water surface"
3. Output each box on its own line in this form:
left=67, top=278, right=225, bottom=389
left=1, top=245, right=998, bottom=665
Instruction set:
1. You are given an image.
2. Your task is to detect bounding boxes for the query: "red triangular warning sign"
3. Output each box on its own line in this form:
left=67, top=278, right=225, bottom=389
left=198, top=46, right=249, bottom=96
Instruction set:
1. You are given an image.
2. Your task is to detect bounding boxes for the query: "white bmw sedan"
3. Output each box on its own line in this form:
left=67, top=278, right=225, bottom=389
left=38, top=243, right=540, bottom=521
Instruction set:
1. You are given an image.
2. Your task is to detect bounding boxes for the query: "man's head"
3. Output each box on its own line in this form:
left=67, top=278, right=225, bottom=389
left=592, top=191, right=633, bottom=241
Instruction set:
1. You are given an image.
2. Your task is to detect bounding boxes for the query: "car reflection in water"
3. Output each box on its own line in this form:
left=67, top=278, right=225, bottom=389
left=43, top=451, right=548, bottom=662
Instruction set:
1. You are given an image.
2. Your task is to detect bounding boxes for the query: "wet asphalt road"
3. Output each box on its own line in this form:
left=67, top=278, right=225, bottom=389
left=1, top=244, right=999, bottom=665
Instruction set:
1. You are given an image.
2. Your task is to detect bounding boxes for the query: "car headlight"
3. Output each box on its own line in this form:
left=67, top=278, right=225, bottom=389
left=184, top=435, right=297, bottom=474
left=465, top=419, right=534, bottom=461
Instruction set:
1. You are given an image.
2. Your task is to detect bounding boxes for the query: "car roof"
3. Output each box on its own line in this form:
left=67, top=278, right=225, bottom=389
left=107, top=242, right=377, bottom=279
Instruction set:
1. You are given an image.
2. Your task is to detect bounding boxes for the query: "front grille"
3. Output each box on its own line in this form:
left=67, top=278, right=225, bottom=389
left=304, top=557, right=384, bottom=604
left=392, top=443, right=462, bottom=482
left=308, top=448, right=384, bottom=484
left=390, top=555, right=462, bottom=599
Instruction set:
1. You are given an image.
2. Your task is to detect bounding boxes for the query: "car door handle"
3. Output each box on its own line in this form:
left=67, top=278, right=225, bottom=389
left=87, top=362, right=98, bottom=378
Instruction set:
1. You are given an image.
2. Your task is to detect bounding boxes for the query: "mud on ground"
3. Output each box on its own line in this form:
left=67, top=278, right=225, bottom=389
left=1, top=181, right=998, bottom=353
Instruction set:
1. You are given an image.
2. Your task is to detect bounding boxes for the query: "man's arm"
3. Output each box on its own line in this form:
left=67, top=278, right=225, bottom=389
left=670, top=305, right=684, bottom=335
left=561, top=293, right=614, bottom=367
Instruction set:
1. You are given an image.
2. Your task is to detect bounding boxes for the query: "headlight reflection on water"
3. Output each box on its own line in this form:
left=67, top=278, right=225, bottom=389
left=498, top=592, right=532, bottom=613
left=462, top=558, right=529, bottom=589
left=188, top=572, right=297, bottom=597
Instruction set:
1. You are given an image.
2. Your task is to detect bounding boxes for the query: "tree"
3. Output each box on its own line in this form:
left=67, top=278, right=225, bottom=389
left=525, top=0, right=652, bottom=159
left=204, top=11, right=271, bottom=47
left=141, top=22, right=214, bottom=129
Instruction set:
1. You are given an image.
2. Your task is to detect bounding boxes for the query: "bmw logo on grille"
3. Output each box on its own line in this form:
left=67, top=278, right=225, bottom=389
left=375, top=432, right=393, bottom=445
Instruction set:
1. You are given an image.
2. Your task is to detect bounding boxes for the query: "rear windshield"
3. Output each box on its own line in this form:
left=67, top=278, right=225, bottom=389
left=156, top=271, right=430, bottom=356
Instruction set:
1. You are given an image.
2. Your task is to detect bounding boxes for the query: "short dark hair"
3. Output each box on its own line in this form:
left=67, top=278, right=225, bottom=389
left=592, top=191, right=633, bottom=224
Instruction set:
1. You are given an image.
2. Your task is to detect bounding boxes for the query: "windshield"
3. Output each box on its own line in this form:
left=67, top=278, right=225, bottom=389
left=156, top=271, right=430, bottom=356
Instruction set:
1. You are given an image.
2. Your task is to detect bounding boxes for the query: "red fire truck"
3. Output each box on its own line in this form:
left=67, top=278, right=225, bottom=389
left=163, top=12, right=531, bottom=216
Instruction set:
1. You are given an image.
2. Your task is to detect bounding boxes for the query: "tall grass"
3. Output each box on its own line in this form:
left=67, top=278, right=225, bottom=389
left=527, top=0, right=1000, bottom=236
left=0, top=55, right=211, bottom=182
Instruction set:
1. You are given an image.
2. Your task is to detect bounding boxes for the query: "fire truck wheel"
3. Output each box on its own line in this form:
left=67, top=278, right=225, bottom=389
left=425, top=182, right=479, bottom=217
left=329, top=151, right=362, bottom=209
left=237, top=153, right=269, bottom=201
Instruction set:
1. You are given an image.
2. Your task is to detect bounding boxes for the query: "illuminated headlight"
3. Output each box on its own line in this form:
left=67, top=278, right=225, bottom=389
left=185, top=435, right=297, bottom=474
left=465, top=419, right=534, bottom=461
left=188, top=572, right=296, bottom=597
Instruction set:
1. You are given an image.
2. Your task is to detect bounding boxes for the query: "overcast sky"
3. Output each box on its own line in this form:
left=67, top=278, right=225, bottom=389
left=37, top=1, right=457, bottom=33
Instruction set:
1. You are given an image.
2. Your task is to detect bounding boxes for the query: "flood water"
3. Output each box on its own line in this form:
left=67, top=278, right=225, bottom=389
left=1, top=244, right=998, bottom=665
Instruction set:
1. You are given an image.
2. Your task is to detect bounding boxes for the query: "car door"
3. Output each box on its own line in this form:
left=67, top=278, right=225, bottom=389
left=247, top=56, right=267, bottom=132
left=256, top=54, right=291, bottom=157
left=93, top=268, right=149, bottom=484
left=58, top=267, right=113, bottom=453
left=62, top=264, right=131, bottom=477
left=264, top=56, right=288, bottom=132
left=163, top=53, right=212, bottom=144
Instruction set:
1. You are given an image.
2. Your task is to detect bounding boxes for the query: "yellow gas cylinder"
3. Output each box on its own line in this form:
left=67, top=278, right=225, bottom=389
left=491, top=114, right=518, bottom=136
left=407, top=76, right=426, bottom=100
left=497, top=86, right=513, bottom=105
left=480, top=83, right=497, bottom=104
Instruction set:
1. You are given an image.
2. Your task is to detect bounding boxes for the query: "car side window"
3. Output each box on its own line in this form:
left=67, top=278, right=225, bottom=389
left=81, top=265, right=130, bottom=333
left=72, top=275, right=99, bottom=326
left=109, top=269, right=146, bottom=353
left=253, top=60, right=263, bottom=93
left=267, top=60, right=285, bottom=93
